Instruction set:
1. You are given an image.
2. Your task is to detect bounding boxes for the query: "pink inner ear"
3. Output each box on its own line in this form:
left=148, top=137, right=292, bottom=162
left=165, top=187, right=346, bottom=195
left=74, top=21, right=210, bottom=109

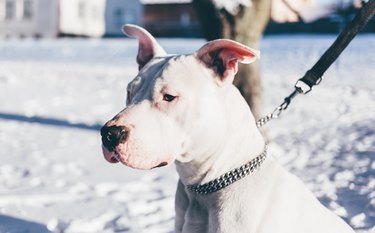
left=227, top=59, right=238, bottom=74
left=221, top=58, right=239, bottom=79
left=220, top=50, right=240, bottom=76
left=224, top=44, right=259, bottom=64
left=195, top=39, right=260, bottom=81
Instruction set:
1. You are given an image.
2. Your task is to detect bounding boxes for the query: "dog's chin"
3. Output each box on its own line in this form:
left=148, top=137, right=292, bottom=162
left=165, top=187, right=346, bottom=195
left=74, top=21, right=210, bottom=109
left=122, top=158, right=171, bottom=170
left=102, top=145, right=172, bottom=169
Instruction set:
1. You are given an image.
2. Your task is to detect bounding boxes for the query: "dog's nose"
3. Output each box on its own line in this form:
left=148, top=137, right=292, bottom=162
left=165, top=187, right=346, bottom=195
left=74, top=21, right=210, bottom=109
left=100, top=125, right=128, bottom=151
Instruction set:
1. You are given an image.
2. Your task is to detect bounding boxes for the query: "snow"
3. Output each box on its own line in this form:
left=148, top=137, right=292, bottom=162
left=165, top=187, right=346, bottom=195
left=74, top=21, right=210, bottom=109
left=0, top=35, right=374, bottom=232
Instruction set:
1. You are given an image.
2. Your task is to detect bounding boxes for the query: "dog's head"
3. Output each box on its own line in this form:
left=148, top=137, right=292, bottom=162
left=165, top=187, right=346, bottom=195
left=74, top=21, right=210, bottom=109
left=101, top=24, right=259, bottom=170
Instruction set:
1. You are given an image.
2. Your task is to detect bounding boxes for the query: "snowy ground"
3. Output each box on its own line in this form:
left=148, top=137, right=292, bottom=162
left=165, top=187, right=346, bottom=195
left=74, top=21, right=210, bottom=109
left=0, top=35, right=374, bottom=233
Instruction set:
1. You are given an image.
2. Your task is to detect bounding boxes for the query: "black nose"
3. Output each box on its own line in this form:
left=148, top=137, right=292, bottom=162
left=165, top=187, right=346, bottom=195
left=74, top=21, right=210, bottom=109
left=100, top=125, right=128, bottom=152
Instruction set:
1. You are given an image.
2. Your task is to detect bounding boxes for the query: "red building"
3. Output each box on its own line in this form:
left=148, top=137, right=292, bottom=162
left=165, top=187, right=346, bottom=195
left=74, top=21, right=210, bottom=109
left=141, top=0, right=201, bottom=37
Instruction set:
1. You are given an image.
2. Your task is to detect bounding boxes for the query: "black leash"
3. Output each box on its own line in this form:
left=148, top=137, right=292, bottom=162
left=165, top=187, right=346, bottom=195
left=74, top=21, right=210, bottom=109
left=257, top=0, right=375, bottom=128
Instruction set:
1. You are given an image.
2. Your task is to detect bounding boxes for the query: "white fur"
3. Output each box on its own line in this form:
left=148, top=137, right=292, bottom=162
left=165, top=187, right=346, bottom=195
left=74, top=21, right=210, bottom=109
left=102, top=25, right=355, bottom=233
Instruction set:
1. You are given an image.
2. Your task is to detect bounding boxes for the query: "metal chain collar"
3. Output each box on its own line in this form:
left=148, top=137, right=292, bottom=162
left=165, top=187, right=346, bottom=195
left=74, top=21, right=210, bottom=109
left=187, top=145, right=268, bottom=195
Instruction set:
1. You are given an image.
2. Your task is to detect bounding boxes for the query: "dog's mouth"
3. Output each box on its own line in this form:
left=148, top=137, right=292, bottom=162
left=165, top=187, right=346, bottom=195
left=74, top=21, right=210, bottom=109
left=102, top=145, right=171, bottom=169
left=102, top=145, right=121, bottom=163
left=111, top=151, right=121, bottom=163
left=152, top=162, right=168, bottom=169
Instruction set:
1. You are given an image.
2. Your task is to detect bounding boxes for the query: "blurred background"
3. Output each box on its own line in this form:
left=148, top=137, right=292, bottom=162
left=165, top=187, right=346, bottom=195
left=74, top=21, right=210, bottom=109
left=0, top=0, right=374, bottom=38
left=0, top=0, right=374, bottom=233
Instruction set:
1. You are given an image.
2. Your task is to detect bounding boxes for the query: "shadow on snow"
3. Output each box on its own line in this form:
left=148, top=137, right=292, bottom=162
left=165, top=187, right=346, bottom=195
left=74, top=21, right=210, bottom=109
left=0, top=112, right=101, bottom=131
left=0, top=214, right=51, bottom=233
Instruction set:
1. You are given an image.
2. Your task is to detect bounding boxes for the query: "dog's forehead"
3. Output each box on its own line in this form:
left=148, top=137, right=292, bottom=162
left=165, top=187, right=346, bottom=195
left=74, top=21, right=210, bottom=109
left=129, top=54, right=199, bottom=88
left=127, top=56, right=171, bottom=89
left=140, top=56, right=174, bottom=78
left=160, top=55, right=200, bottom=79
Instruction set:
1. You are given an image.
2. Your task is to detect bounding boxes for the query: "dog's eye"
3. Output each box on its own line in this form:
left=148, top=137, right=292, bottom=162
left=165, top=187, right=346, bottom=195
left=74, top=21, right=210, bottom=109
left=163, top=94, right=177, bottom=102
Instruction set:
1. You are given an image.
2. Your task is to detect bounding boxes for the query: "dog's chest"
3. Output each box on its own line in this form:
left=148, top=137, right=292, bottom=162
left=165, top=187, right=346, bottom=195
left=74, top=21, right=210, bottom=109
left=183, top=186, right=257, bottom=233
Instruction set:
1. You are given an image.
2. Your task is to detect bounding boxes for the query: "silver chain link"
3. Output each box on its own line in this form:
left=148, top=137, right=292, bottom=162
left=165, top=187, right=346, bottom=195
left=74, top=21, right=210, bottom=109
left=256, top=89, right=300, bottom=128
left=187, top=145, right=268, bottom=195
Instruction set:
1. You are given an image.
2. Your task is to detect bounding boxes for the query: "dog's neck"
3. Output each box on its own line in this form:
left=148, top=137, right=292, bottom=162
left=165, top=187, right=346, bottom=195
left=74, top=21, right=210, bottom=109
left=175, top=86, right=265, bottom=186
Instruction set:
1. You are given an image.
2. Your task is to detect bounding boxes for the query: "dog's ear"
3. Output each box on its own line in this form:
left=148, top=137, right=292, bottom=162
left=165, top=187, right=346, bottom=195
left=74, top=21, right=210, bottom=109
left=122, top=24, right=167, bottom=70
left=195, top=39, right=260, bottom=84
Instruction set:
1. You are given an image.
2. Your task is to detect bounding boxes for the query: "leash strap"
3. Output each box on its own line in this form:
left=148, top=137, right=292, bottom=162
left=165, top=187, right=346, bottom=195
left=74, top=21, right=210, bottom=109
left=257, top=0, right=375, bottom=128
left=297, top=0, right=375, bottom=94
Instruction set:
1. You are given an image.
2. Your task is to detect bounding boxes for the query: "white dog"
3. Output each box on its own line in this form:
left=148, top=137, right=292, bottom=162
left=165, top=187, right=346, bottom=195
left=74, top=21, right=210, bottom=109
left=100, top=24, right=355, bottom=233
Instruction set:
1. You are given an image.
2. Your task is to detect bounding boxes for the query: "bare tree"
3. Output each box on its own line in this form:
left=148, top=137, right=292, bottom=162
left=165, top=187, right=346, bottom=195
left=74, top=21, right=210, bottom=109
left=192, top=0, right=272, bottom=120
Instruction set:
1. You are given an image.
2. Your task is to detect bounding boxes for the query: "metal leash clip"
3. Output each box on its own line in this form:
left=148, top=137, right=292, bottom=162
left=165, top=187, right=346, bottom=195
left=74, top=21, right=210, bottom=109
left=295, top=70, right=323, bottom=94
left=256, top=89, right=299, bottom=128
left=256, top=73, right=324, bottom=128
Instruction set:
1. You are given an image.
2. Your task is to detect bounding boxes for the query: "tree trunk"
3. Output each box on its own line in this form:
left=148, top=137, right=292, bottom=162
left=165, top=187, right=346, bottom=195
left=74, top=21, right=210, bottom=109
left=192, top=0, right=271, bottom=121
